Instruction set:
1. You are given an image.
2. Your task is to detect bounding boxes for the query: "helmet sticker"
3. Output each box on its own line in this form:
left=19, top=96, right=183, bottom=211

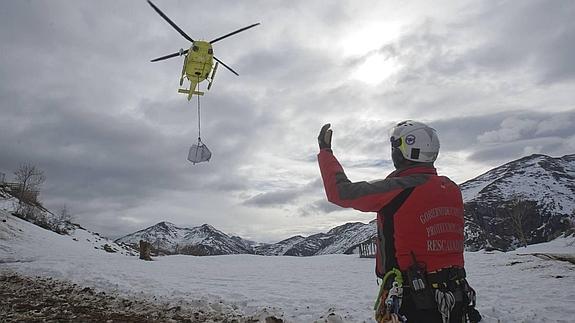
left=405, top=134, right=416, bottom=145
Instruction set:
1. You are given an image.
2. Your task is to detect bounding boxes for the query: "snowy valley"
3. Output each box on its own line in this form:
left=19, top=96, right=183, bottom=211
left=1, top=210, right=574, bottom=322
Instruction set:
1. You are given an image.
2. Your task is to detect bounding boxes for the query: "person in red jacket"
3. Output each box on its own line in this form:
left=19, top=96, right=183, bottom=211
left=317, top=121, right=481, bottom=323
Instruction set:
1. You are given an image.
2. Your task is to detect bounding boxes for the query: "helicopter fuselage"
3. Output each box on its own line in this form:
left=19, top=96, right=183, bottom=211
left=184, top=41, right=214, bottom=83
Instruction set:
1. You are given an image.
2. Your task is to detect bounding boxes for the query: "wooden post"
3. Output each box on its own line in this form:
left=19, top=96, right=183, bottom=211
left=139, top=240, right=152, bottom=261
left=359, top=239, right=377, bottom=258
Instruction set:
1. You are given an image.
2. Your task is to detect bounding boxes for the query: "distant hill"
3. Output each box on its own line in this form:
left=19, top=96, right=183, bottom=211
left=114, top=221, right=253, bottom=256
left=115, top=221, right=377, bottom=257
left=0, top=186, right=136, bottom=256
left=256, top=221, right=376, bottom=256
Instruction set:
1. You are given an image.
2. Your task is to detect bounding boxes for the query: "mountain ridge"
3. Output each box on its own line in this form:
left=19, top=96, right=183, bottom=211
left=116, top=220, right=376, bottom=256
left=115, top=221, right=253, bottom=256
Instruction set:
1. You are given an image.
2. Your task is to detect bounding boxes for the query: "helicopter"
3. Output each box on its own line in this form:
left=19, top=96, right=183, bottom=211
left=147, top=0, right=260, bottom=100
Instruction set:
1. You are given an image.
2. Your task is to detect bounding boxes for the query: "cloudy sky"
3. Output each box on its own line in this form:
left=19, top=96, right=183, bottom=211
left=1, top=0, right=574, bottom=242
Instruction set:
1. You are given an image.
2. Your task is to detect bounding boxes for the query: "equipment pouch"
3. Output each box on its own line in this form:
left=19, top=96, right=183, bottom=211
left=375, top=269, right=407, bottom=323
left=376, top=287, right=404, bottom=323
left=406, top=262, right=436, bottom=310
left=463, top=279, right=482, bottom=323
left=374, top=288, right=392, bottom=323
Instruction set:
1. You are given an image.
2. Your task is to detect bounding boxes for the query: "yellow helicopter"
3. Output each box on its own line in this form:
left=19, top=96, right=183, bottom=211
left=147, top=0, right=259, bottom=100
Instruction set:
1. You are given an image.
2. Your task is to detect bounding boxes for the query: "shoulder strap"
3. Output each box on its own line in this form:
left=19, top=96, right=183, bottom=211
left=377, top=187, right=415, bottom=275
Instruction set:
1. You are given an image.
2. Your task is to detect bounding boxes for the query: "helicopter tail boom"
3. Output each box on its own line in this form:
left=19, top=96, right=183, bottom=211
left=179, top=79, right=204, bottom=100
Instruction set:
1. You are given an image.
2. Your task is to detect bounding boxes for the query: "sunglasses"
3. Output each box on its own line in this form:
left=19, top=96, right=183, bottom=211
left=390, top=136, right=402, bottom=148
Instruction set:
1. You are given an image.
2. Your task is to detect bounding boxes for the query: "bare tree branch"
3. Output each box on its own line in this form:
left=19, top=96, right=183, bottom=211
left=13, top=163, right=45, bottom=216
left=505, top=195, right=530, bottom=248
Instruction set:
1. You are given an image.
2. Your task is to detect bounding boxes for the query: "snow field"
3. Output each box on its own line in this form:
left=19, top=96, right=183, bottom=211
left=1, top=213, right=575, bottom=322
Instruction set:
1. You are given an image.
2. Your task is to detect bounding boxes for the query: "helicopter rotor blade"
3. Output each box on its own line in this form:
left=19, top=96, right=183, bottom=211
left=213, top=56, right=239, bottom=76
left=209, top=23, right=260, bottom=44
left=151, top=49, right=188, bottom=62
left=147, top=0, right=194, bottom=43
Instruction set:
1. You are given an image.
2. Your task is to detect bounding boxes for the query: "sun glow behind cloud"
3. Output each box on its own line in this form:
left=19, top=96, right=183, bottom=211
left=339, top=21, right=403, bottom=57
left=338, top=21, right=403, bottom=84
left=351, top=53, right=401, bottom=85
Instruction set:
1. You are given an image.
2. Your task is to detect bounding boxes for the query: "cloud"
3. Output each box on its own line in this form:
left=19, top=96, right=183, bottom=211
left=469, top=136, right=570, bottom=163
left=242, top=179, right=323, bottom=208
left=462, top=0, right=575, bottom=84
left=478, top=117, right=539, bottom=143
left=243, top=190, right=301, bottom=207
left=298, top=199, right=344, bottom=217
left=476, top=111, right=575, bottom=144
left=353, top=1, right=575, bottom=122
left=535, top=114, right=575, bottom=136
left=390, top=109, right=575, bottom=176
left=460, top=110, right=575, bottom=163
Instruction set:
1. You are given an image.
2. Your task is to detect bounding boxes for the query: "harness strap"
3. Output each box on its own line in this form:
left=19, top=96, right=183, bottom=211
left=434, top=289, right=455, bottom=323
left=378, top=187, right=415, bottom=275
left=427, top=267, right=467, bottom=289
left=464, top=280, right=477, bottom=307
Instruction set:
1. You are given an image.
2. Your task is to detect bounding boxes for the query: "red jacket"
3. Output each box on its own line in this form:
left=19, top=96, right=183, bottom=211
left=318, top=149, right=464, bottom=277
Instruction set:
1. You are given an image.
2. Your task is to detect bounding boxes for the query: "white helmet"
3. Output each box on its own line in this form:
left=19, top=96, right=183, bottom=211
left=390, top=120, right=440, bottom=163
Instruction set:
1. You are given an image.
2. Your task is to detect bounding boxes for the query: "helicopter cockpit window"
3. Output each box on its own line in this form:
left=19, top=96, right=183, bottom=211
left=192, top=45, right=199, bottom=52
left=208, top=48, right=213, bottom=55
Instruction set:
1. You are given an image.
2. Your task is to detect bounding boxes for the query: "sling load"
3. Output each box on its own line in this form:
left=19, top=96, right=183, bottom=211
left=187, top=86, right=211, bottom=164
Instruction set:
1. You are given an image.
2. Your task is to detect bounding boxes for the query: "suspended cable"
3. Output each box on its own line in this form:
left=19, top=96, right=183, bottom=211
left=187, top=77, right=211, bottom=164
left=197, top=83, right=201, bottom=141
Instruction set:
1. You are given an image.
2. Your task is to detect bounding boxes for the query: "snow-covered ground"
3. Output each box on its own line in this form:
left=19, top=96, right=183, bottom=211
left=1, top=212, right=574, bottom=322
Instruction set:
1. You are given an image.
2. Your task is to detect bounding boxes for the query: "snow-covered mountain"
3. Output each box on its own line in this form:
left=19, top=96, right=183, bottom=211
left=254, top=235, right=306, bottom=256
left=115, top=222, right=253, bottom=256
left=317, top=221, right=376, bottom=255
left=118, top=221, right=377, bottom=257
left=275, top=222, right=376, bottom=256
left=461, top=154, right=575, bottom=251
left=461, top=154, right=575, bottom=214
